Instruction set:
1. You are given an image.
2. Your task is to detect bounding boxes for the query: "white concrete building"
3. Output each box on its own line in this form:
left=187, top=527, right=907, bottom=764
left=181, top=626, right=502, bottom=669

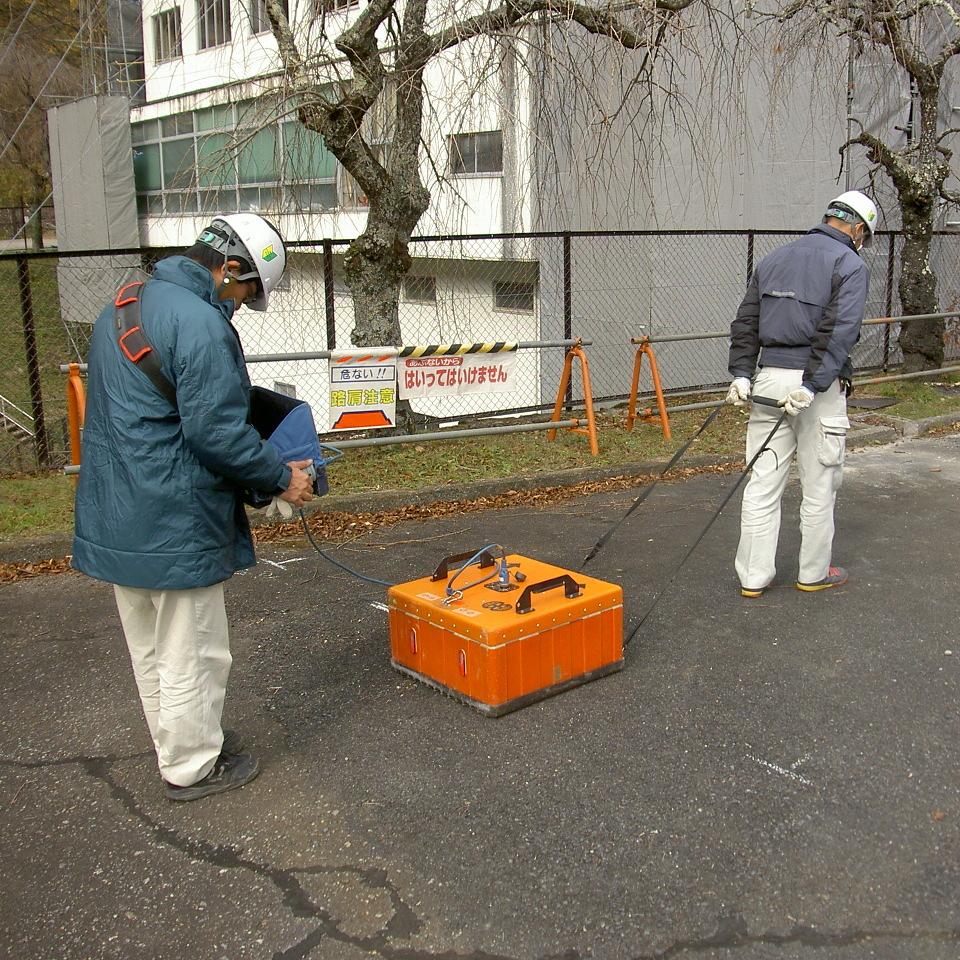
left=48, top=0, right=951, bottom=426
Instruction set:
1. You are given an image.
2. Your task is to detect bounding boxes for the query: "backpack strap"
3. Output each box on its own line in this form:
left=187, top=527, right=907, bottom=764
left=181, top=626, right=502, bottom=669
left=114, top=282, right=178, bottom=411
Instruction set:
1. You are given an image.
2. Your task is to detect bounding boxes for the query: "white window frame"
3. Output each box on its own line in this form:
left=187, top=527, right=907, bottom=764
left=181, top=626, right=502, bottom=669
left=403, top=276, right=437, bottom=303
left=493, top=280, right=536, bottom=313
left=199, top=0, right=232, bottom=49
left=449, top=130, right=504, bottom=177
left=153, top=7, right=182, bottom=62
left=249, top=0, right=287, bottom=34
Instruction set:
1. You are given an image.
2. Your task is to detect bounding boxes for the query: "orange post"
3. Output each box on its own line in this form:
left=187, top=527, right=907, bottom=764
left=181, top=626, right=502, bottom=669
left=626, top=337, right=671, bottom=440
left=548, top=344, right=599, bottom=455
left=66, top=363, right=86, bottom=483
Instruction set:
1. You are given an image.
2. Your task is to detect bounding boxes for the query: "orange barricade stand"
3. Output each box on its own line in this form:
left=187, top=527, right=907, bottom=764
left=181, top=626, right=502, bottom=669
left=66, top=363, right=86, bottom=483
left=548, top=343, right=599, bottom=455
left=625, top=337, right=671, bottom=440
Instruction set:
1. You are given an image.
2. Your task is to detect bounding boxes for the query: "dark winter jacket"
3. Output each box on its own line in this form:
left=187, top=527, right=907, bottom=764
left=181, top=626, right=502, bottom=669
left=72, top=256, right=291, bottom=590
left=728, top=223, right=870, bottom=393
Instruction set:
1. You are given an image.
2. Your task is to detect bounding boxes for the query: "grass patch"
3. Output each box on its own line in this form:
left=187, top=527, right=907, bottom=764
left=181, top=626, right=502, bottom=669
left=0, top=473, right=77, bottom=541
left=3, top=377, right=960, bottom=544
left=0, top=407, right=747, bottom=543
left=855, top=372, right=960, bottom=420
left=336, top=406, right=747, bottom=493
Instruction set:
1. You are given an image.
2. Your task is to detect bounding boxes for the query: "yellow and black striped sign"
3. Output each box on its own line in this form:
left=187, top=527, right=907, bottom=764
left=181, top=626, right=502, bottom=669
left=398, top=342, right=518, bottom=358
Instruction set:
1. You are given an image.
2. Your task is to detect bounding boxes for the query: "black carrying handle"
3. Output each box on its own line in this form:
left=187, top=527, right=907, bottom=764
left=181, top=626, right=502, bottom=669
left=515, top=574, right=585, bottom=615
left=430, top=548, right=499, bottom=582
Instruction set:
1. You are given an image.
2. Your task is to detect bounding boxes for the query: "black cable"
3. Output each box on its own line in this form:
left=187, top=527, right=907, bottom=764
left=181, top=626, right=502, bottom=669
left=299, top=509, right=395, bottom=586
left=580, top=399, right=727, bottom=570
left=623, top=408, right=788, bottom=646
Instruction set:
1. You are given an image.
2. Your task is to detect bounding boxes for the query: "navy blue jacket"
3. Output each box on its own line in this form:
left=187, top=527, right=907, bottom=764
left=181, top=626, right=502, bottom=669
left=73, top=256, right=291, bottom=590
left=729, top=224, right=869, bottom=393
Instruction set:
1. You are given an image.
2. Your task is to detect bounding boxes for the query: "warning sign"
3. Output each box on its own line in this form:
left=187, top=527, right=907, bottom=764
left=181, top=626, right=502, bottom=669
left=329, top=349, right=398, bottom=431
left=399, top=350, right=518, bottom=400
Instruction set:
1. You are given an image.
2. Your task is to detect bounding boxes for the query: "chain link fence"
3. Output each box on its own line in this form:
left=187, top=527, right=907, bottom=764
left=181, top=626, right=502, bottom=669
left=2, top=229, right=959, bottom=474
left=0, top=205, right=57, bottom=252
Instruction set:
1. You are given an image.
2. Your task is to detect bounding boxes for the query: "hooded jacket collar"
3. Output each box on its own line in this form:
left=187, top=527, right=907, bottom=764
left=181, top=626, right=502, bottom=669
left=807, top=222, right=859, bottom=254
left=153, top=255, right=236, bottom=320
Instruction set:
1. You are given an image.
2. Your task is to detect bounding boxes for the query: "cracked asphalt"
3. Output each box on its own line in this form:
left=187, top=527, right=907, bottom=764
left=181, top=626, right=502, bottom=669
left=3, top=432, right=960, bottom=960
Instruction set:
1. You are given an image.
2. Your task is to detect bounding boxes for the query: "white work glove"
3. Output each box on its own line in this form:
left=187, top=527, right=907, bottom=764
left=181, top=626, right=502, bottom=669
left=778, top=386, right=815, bottom=416
left=725, top=377, right=752, bottom=408
left=264, top=496, right=295, bottom=520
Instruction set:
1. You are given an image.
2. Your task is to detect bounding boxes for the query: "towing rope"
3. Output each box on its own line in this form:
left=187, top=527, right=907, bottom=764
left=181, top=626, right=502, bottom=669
left=622, top=405, right=788, bottom=646
left=580, top=399, right=728, bottom=570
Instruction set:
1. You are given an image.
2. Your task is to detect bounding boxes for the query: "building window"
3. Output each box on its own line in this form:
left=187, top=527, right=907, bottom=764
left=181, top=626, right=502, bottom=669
left=449, top=131, right=503, bottom=176
left=403, top=276, right=436, bottom=303
left=273, top=381, right=297, bottom=398
left=339, top=83, right=395, bottom=208
left=249, top=0, right=287, bottom=34
left=153, top=8, right=182, bottom=61
left=199, top=0, right=231, bottom=48
left=494, top=280, right=535, bottom=312
left=315, top=0, right=358, bottom=13
left=131, top=99, right=337, bottom=217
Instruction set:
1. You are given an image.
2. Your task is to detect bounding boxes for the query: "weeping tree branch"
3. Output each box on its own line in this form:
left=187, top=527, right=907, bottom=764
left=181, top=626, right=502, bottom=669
left=428, top=0, right=696, bottom=57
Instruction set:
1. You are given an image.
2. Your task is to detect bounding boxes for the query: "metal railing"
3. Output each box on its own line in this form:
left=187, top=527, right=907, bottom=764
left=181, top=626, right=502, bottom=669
left=6, top=228, right=960, bottom=472
left=0, top=392, right=34, bottom=437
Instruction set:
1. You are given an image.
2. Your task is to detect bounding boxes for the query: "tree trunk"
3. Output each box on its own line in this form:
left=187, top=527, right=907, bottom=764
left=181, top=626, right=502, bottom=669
left=897, top=198, right=942, bottom=372
left=343, top=231, right=410, bottom=348
left=344, top=189, right=429, bottom=432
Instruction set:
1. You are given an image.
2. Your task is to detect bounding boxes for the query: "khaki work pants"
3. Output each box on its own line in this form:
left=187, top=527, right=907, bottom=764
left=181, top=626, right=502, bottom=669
left=735, top=367, right=849, bottom=591
left=113, top=582, right=231, bottom=787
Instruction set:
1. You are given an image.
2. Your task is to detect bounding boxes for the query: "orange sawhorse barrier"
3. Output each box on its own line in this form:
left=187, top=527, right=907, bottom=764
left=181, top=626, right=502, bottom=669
left=548, top=343, right=599, bottom=455
left=66, top=363, right=86, bottom=483
left=625, top=337, right=671, bottom=440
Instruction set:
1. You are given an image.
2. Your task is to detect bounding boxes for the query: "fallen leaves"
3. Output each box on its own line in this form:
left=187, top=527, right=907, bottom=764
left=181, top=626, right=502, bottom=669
left=0, top=557, right=74, bottom=586
left=253, top=460, right=745, bottom=547
left=2, top=460, right=746, bottom=584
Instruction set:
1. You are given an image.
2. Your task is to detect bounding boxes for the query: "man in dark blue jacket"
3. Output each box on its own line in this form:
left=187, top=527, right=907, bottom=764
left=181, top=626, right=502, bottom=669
left=73, top=214, right=314, bottom=800
left=725, top=190, right=876, bottom=598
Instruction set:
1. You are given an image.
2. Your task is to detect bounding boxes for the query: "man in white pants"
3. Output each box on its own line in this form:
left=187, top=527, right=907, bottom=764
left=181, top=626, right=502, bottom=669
left=726, top=190, right=876, bottom=598
left=73, top=215, right=314, bottom=800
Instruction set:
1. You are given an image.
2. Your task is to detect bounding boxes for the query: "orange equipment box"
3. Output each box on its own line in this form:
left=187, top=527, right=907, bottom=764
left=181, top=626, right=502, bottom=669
left=387, top=550, right=623, bottom=716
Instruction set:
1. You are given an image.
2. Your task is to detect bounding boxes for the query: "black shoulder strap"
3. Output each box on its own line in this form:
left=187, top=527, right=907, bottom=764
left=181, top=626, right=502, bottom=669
left=114, top=282, right=178, bottom=411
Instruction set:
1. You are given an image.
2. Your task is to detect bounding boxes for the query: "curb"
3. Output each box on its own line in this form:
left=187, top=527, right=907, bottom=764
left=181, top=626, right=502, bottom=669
left=860, top=409, right=960, bottom=439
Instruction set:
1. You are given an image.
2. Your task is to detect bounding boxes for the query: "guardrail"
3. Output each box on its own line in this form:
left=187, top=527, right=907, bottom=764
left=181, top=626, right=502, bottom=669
left=0, top=392, right=34, bottom=438
left=61, top=339, right=601, bottom=469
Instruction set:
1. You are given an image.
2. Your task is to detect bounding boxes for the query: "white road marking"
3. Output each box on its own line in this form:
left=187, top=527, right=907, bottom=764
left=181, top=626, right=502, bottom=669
left=748, top=753, right=813, bottom=786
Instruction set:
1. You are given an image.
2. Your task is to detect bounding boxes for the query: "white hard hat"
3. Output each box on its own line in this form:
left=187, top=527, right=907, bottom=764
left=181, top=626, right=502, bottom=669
left=197, top=213, right=286, bottom=311
left=826, top=190, right=878, bottom=247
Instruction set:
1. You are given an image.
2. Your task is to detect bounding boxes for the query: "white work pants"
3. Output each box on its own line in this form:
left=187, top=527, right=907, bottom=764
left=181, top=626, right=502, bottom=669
left=113, top=583, right=231, bottom=787
left=735, top=367, right=849, bottom=591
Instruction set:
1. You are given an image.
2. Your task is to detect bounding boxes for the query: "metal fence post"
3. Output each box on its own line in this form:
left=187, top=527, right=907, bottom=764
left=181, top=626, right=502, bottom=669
left=323, top=238, right=336, bottom=350
left=563, top=233, right=572, bottom=407
left=884, top=233, right=895, bottom=370
left=746, top=231, right=755, bottom=284
left=16, top=256, right=49, bottom=466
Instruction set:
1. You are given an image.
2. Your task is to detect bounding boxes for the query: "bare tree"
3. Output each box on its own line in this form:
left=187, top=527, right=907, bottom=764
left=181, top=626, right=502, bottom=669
left=765, top=0, right=960, bottom=371
left=263, top=0, right=708, bottom=368
left=0, top=0, right=84, bottom=248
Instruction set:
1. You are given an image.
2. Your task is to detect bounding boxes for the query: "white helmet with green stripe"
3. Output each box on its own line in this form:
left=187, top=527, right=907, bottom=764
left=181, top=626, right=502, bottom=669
left=197, top=213, right=286, bottom=311
left=826, top=191, right=878, bottom=248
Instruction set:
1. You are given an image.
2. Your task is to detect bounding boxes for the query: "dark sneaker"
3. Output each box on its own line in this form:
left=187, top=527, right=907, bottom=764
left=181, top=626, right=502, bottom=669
left=221, top=729, right=244, bottom=755
left=797, top=566, right=848, bottom=592
left=163, top=753, right=260, bottom=802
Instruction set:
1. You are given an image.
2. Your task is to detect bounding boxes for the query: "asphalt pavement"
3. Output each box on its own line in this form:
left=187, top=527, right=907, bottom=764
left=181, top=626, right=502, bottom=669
left=3, top=428, right=960, bottom=960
